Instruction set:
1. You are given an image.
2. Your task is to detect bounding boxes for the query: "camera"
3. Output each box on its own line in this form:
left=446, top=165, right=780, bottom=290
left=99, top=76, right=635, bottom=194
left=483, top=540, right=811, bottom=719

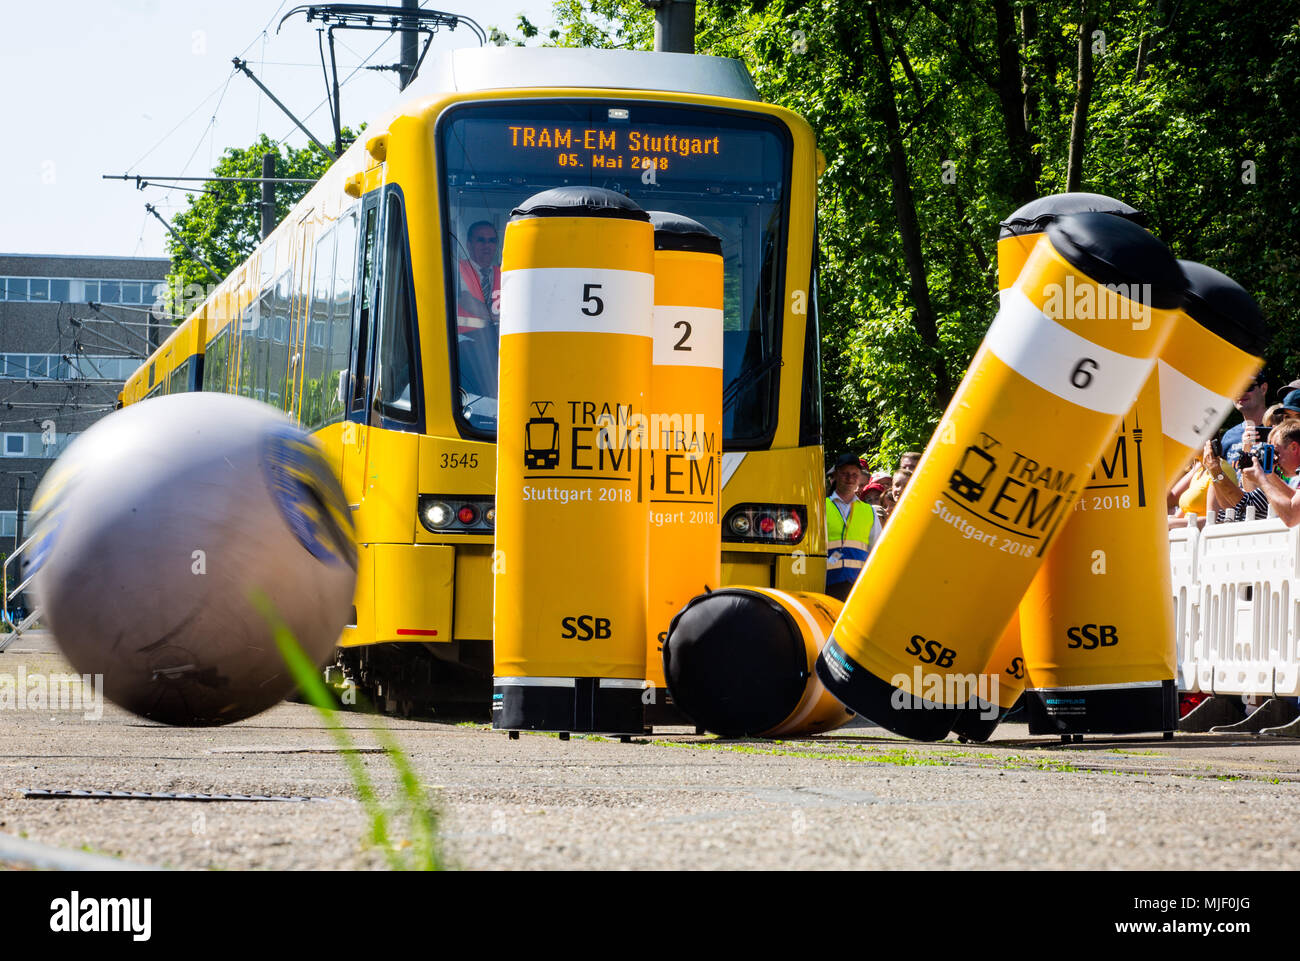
left=1238, top=443, right=1277, bottom=474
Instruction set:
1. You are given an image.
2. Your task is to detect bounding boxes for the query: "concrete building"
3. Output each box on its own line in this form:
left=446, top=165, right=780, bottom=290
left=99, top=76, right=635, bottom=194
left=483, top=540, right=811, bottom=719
left=0, top=253, right=171, bottom=565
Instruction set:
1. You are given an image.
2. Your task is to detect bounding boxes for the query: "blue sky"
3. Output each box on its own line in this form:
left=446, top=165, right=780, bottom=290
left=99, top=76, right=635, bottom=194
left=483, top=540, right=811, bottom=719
left=1, top=0, right=555, bottom=259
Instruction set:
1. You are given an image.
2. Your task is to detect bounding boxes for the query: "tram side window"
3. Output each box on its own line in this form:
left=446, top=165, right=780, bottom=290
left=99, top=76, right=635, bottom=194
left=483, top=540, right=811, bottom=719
left=799, top=254, right=824, bottom=448
left=168, top=359, right=190, bottom=395
left=238, top=302, right=257, bottom=398
left=323, top=208, right=358, bottom=425
left=351, top=205, right=379, bottom=414
left=376, top=193, right=416, bottom=422
left=255, top=287, right=273, bottom=403
left=203, top=328, right=231, bottom=393
left=268, top=272, right=291, bottom=410
left=301, top=226, right=336, bottom=430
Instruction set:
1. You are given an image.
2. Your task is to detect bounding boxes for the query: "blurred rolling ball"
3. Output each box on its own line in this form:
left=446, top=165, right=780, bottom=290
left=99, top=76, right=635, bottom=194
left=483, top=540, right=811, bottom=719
left=28, top=393, right=356, bottom=725
left=664, top=588, right=855, bottom=738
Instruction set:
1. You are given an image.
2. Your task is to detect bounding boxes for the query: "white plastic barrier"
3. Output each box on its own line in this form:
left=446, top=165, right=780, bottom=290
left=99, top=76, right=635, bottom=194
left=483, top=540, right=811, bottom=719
left=1168, top=517, right=1200, bottom=692
left=1175, top=514, right=1300, bottom=698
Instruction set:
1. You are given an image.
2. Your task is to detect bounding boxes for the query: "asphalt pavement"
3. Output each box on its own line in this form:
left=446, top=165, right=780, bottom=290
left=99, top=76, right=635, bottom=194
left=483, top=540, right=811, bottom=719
left=2, top=636, right=1297, bottom=870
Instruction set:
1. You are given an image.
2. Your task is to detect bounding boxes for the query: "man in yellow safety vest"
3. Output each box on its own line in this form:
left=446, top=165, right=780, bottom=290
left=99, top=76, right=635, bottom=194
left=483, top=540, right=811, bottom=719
left=825, top=452, right=881, bottom=601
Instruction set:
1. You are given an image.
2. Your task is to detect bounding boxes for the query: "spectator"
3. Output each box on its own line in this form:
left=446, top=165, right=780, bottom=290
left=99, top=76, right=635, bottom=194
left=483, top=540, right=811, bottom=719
left=1206, top=435, right=1270, bottom=522
left=1276, top=378, right=1300, bottom=401
left=825, top=452, right=881, bottom=601
left=899, top=451, right=922, bottom=473
left=1169, top=451, right=1237, bottom=528
left=1260, top=393, right=1300, bottom=431
left=853, top=456, right=875, bottom=498
left=1221, top=374, right=1269, bottom=464
left=858, top=479, right=887, bottom=508
left=1238, top=421, right=1300, bottom=525
left=891, top=469, right=913, bottom=505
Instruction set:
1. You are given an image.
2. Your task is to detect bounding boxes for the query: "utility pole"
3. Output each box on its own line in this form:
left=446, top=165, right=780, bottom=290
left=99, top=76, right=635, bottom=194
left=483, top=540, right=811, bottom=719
left=144, top=204, right=223, bottom=285
left=644, top=0, right=695, bottom=53
left=232, top=57, right=338, bottom=159
left=400, top=0, right=419, bottom=89
left=260, top=153, right=277, bottom=241
left=13, top=474, right=24, bottom=557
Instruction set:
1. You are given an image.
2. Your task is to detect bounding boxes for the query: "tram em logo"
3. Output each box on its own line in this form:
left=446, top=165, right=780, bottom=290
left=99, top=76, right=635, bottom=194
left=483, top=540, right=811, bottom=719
left=943, top=431, right=1077, bottom=542
left=950, top=444, right=998, bottom=503
left=524, top=401, right=561, bottom=470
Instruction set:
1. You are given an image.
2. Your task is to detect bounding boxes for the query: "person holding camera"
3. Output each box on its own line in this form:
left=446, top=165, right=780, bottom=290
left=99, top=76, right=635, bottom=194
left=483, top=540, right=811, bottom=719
left=1221, top=374, right=1270, bottom=464
left=1237, top=421, right=1300, bottom=526
left=1204, top=421, right=1271, bottom=522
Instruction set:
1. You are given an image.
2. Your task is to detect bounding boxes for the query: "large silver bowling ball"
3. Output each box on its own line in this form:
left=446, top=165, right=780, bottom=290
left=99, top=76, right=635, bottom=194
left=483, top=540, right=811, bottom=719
left=28, top=393, right=356, bottom=725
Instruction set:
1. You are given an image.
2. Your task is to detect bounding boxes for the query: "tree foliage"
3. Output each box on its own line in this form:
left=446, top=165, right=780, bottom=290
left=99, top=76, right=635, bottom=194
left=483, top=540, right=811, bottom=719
left=161, top=132, right=355, bottom=316
left=518, top=0, right=1300, bottom=468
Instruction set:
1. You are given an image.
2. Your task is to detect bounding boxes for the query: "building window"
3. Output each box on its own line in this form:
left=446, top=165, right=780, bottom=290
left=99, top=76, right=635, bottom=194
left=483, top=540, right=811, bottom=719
left=0, top=276, right=166, bottom=304
left=3, top=434, right=27, bottom=457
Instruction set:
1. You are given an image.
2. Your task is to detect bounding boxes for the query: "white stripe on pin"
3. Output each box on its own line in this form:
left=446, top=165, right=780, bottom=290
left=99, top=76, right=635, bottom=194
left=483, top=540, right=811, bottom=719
left=1157, top=360, right=1235, bottom=450
left=500, top=267, right=653, bottom=337
left=985, top=288, right=1154, bottom=416
left=652, top=305, right=724, bottom=368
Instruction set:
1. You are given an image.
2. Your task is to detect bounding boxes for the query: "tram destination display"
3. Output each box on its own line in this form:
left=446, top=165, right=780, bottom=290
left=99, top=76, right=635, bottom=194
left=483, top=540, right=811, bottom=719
left=441, top=106, right=785, bottom=184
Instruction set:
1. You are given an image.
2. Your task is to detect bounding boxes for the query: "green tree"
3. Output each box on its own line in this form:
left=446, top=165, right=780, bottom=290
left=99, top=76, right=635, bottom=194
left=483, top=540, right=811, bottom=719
left=161, top=131, right=356, bottom=317
left=527, top=0, right=1300, bottom=468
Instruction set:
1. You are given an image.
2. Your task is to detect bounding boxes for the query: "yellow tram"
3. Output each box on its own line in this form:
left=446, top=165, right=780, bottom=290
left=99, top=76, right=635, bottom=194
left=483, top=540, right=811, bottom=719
left=122, top=47, right=828, bottom=713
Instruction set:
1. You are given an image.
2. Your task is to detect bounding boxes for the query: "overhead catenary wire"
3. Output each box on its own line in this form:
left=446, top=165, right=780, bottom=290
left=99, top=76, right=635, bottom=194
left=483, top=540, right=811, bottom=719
left=180, top=69, right=237, bottom=178
left=274, top=29, right=395, bottom=147
left=127, top=0, right=291, bottom=176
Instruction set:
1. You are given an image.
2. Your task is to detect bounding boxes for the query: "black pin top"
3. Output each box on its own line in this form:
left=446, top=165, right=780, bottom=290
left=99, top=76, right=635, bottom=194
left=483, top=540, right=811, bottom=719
left=1047, top=212, right=1186, bottom=311
left=647, top=210, right=722, bottom=255
left=1179, top=260, right=1269, bottom=357
left=510, top=186, right=649, bottom=222
left=999, top=192, right=1146, bottom=240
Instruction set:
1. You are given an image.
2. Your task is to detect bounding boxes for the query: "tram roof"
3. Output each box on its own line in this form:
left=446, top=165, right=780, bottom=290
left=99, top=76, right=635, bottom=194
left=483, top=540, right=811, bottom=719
left=416, top=47, right=760, bottom=102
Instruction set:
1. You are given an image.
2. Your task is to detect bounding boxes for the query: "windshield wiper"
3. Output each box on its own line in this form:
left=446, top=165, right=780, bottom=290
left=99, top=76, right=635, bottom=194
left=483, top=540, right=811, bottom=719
left=722, top=352, right=782, bottom=413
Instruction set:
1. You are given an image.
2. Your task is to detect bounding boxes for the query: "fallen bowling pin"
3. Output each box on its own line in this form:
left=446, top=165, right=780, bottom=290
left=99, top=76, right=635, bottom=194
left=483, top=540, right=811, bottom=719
left=816, top=212, right=1186, bottom=740
left=664, top=588, right=854, bottom=737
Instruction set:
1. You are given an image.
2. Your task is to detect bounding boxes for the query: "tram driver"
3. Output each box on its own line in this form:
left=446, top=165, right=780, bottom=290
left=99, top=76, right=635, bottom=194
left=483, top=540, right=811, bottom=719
left=457, top=220, right=501, bottom=332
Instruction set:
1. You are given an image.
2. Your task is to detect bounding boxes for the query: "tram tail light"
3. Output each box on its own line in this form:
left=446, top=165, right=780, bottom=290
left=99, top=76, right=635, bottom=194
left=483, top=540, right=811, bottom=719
left=722, top=503, right=806, bottom=545
left=419, top=495, right=495, bottom=534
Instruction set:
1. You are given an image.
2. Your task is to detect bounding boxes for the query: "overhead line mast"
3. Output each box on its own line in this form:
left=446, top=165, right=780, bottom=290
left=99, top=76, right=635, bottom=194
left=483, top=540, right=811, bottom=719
left=277, top=3, right=486, bottom=155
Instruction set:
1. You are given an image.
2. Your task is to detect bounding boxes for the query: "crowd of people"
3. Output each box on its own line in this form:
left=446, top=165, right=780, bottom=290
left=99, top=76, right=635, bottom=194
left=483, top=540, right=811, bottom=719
left=824, top=448, right=918, bottom=601
left=825, top=374, right=1300, bottom=599
left=1169, top=376, right=1300, bottom=528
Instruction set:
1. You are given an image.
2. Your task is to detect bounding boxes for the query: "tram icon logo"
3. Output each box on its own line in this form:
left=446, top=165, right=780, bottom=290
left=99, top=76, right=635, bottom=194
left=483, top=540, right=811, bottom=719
left=524, top=400, right=560, bottom=470
left=950, top=444, right=998, bottom=503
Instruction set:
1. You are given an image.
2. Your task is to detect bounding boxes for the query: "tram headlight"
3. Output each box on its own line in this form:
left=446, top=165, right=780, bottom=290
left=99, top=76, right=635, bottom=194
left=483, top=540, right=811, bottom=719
left=424, top=500, right=453, bottom=529
left=418, top=495, right=496, bottom=534
left=721, top=503, right=807, bottom=545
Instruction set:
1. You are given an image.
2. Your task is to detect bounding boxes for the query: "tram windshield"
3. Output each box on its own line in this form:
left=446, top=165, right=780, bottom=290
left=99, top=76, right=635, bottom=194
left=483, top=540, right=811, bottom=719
left=438, top=101, right=791, bottom=448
